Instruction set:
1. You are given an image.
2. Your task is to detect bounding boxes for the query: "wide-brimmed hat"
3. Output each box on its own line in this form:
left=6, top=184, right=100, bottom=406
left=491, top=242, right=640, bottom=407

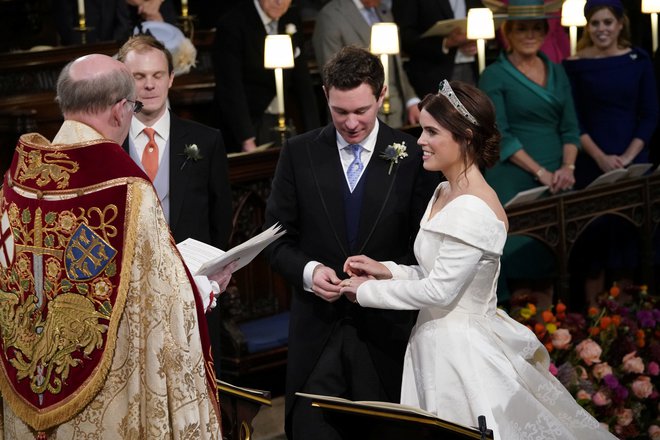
left=482, top=0, right=563, bottom=20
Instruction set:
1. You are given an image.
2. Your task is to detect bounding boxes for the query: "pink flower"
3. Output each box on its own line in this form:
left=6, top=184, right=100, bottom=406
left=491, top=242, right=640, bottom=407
left=551, top=328, right=572, bottom=349
left=592, top=362, right=613, bottom=380
left=648, top=361, right=659, bottom=376
left=549, top=363, right=558, bottom=376
left=649, top=424, right=660, bottom=440
left=616, top=408, right=634, bottom=427
left=576, top=339, right=602, bottom=366
left=592, top=391, right=611, bottom=406
left=623, top=351, right=645, bottom=374
left=632, top=376, right=653, bottom=399
left=576, top=389, right=591, bottom=401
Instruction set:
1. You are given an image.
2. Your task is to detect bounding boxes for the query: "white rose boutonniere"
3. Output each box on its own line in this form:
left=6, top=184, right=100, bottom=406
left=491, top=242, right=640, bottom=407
left=380, top=141, right=408, bottom=175
left=285, top=23, right=297, bottom=35
left=181, top=144, right=203, bottom=170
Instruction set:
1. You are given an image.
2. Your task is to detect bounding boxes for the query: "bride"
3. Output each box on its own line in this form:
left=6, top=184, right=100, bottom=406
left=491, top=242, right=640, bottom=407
left=339, top=80, right=616, bottom=439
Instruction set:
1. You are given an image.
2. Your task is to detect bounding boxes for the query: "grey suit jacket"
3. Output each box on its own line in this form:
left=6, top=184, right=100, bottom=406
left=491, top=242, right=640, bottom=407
left=312, top=0, right=419, bottom=127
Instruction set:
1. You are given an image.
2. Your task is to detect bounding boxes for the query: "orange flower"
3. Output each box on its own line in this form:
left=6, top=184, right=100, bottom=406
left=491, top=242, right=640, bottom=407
left=556, top=302, right=567, bottom=313
left=589, top=327, right=601, bottom=337
left=609, top=284, right=620, bottom=297
left=611, top=315, right=621, bottom=326
left=527, top=303, right=537, bottom=315
left=588, top=307, right=599, bottom=317
left=545, top=342, right=554, bottom=353
left=535, top=323, right=547, bottom=337
left=600, top=316, right=612, bottom=329
left=542, top=310, right=554, bottom=323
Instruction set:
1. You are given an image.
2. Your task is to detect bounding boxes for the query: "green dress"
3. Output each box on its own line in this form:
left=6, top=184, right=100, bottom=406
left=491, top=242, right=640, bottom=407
left=479, top=51, right=580, bottom=302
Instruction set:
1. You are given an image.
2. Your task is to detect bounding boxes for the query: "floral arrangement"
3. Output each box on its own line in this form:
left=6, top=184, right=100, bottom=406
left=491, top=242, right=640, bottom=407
left=511, top=283, right=659, bottom=439
left=380, top=141, right=408, bottom=175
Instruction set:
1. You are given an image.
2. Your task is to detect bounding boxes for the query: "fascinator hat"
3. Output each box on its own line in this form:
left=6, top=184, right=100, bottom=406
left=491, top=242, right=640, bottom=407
left=134, top=21, right=197, bottom=76
left=482, top=0, right=563, bottom=20
left=584, top=0, right=624, bottom=16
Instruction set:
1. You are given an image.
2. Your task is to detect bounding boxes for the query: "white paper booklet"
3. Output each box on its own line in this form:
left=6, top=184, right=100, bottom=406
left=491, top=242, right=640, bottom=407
left=504, top=185, right=549, bottom=208
left=625, top=163, right=653, bottom=178
left=177, top=223, right=285, bottom=277
left=586, top=168, right=629, bottom=189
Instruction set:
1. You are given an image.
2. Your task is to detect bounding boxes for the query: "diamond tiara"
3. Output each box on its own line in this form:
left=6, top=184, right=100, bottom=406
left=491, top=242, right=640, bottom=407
left=438, top=80, right=479, bottom=126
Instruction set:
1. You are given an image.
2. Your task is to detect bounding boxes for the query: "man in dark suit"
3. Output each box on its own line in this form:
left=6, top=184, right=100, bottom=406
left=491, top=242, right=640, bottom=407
left=117, top=35, right=233, bottom=374
left=393, top=0, right=483, bottom=96
left=264, top=46, right=438, bottom=439
left=213, top=0, right=321, bottom=152
left=313, top=0, right=421, bottom=128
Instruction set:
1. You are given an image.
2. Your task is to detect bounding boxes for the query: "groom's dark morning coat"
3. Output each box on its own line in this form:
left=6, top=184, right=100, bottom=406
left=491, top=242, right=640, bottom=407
left=264, top=121, right=438, bottom=434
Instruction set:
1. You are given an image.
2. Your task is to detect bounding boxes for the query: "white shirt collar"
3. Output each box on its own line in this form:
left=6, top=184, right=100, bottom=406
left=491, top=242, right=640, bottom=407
left=254, top=0, right=273, bottom=28
left=130, top=110, right=171, bottom=142
left=336, top=119, right=379, bottom=153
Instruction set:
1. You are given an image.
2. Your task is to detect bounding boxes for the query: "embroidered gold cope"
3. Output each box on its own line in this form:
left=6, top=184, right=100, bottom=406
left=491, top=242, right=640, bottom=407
left=0, top=122, right=221, bottom=439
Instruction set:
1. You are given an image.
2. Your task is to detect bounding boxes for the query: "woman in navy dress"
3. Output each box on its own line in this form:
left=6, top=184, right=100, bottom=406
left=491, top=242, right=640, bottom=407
left=563, top=0, right=658, bottom=189
left=563, top=0, right=658, bottom=307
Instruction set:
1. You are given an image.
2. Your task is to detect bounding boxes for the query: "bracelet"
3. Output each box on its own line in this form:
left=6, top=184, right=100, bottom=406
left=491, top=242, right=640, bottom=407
left=562, top=163, right=576, bottom=170
left=535, top=167, right=546, bottom=179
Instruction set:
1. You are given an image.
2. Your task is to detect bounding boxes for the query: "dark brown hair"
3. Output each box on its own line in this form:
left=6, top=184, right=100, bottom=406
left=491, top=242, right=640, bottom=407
left=322, top=46, right=384, bottom=99
left=419, top=81, right=500, bottom=172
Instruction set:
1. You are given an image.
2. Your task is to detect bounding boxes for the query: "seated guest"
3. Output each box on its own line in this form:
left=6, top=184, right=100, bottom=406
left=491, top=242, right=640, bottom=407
left=313, top=0, right=421, bottom=128
left=54, top=0, right=177, bottom=45
left=0, top=53, right=226, bottom=437
left=479, top=0, right=580, bottom=307
left=213, top=0, right=321, bottom=152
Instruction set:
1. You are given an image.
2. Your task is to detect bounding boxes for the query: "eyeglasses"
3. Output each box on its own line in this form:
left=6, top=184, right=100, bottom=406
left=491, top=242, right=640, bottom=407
left=125, top=99, right=143, bottom=114
left=117, top=98, right=143, bottom=114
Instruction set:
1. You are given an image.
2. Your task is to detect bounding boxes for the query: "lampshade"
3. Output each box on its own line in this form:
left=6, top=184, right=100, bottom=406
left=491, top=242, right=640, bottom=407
left=370, top=22, right=399, bottom=55
left=561, top=0, right=587, bottom=26
left=264, top=35, right=294, bottom=69
left=467, top=8, right=495, bottom=40
left=643, top=0, right=660, bottom=13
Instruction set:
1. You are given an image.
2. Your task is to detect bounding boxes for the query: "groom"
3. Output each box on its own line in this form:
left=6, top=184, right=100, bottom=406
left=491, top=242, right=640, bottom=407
left=264, top=46, right=438, bottom=439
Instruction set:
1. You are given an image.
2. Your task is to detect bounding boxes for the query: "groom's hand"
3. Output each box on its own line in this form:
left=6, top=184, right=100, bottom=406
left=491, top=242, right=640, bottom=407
left=311, top=265, right=343, bottom=302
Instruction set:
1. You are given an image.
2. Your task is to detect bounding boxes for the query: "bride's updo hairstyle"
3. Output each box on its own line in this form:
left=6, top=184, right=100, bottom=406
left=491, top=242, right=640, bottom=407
left=418, top=80, right=500, bottom=171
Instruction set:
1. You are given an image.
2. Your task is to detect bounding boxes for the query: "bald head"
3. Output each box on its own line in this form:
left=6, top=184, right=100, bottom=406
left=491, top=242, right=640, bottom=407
left=56, top=54, right=137, bottom=143
left=56, top=54, right=135, bottom=117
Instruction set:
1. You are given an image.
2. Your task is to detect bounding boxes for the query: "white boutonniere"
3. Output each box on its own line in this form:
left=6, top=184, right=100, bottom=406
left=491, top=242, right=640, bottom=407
left=285, top=23, right=297, bottom=35
left=181, top=144, right=202, bottom=170
left=380, top=141, right=408, bottom=175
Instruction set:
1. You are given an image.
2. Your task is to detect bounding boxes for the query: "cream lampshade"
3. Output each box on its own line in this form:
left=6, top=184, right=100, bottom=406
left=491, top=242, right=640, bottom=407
left=467, top=8, right=495, bottom=74
left=264, top=34, right=295, bottom=146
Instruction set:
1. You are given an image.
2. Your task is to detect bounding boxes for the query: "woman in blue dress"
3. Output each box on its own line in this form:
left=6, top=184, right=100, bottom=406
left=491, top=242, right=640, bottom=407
left=563, top=0, right=658, bottom=307
left=479, top=0, right=580, bottom=306
left=563, top=0, right=658, bottom=189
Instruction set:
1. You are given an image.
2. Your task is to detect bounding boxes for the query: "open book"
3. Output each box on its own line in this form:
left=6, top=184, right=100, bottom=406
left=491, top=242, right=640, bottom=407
left=177, top=223, right=285, bottom=277
left=626, top=163, right=653, bottom=178
left=296, top=392, right=493, bottom=439
left=504, top=185, right=549, bottom=208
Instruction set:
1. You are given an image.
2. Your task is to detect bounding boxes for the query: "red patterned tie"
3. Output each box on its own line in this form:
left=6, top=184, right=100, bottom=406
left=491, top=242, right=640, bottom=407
left=141, top=127, right=159, bottom=181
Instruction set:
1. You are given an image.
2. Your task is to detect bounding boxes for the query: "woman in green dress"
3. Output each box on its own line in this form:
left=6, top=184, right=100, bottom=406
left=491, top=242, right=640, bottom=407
left=479, top=0, right=580, bottom=305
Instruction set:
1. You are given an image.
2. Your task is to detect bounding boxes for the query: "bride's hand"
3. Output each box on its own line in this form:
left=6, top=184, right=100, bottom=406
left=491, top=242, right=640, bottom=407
left=343, top=255, right=392, bottom=280
left=339, top=276, right=369, bottom=303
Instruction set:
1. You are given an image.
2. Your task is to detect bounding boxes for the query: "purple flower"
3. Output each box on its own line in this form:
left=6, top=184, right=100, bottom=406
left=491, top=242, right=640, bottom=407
left=637, top=310, right=656, bottom=328
left=603, top=374, right=619, bottom=389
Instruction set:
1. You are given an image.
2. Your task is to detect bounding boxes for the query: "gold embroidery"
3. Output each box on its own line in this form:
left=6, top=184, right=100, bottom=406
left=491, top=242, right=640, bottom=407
left=14, top=146, right=80, bottom=189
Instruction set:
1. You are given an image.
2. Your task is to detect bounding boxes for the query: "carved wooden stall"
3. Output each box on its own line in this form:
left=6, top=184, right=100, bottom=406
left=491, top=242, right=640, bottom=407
left=506, top=172, right=660, bottom=304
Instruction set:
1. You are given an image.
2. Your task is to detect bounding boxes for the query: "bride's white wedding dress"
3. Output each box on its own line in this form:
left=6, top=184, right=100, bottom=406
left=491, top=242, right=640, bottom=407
left=357, top=182, right=615, bottom=440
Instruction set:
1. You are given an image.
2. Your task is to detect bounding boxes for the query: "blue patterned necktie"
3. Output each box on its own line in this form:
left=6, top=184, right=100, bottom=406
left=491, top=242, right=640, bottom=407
left=364, top=7, right=380, bottom=25
left=347, top=144, right=364, bottom=191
